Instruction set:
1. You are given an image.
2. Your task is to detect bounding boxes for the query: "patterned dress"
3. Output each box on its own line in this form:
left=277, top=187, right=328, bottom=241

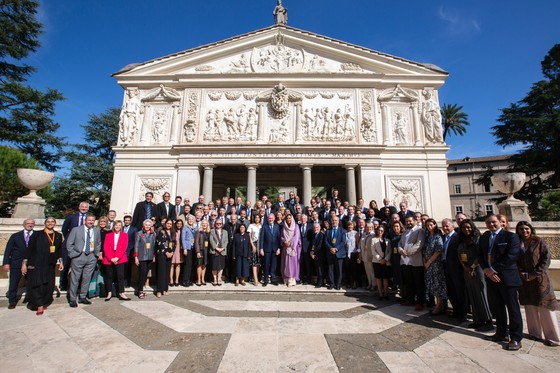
left=423, top=233, right=447, bottom=298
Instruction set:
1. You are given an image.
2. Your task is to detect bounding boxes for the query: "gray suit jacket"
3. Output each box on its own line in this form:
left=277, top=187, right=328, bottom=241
left=66, top=226, right=101, bottom=259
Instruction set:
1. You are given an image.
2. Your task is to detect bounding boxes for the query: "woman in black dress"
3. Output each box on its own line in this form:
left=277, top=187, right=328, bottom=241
left=194, top=220, right=210, bottom=286
left=22, top=217, right=63, bottom=315
left=233, top=224, right=251, bottom=286
left=155, top=219, right=174, bottom=297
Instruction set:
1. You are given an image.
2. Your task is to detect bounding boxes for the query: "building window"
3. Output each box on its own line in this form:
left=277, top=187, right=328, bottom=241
left=484, top=183, right=491, bottom=192
left=485, top=204, right=494, bottom=215
left=455, top=206, right=464, bottom=214
left=454, top=184, right=462, bottom=194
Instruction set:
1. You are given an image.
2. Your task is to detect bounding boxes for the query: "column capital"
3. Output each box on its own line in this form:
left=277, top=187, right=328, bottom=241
left=200, top=164, right=215, bottom=170
left=343, top=164, right=359, bottom=170
left=245, top=163, right=259, bottom=170
left=300, top=164, right=313, bottom=170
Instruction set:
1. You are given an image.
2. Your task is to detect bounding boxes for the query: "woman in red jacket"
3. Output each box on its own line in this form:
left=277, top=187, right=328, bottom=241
left=103, top=220, right=131, bottom=301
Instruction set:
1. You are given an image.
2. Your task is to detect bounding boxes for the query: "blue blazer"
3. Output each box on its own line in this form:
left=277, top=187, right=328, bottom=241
left=124, top=225, right=138, bottom=256
left=258, top=223, right=281, bottom=253
left=3, top=230, right=31, bottom=268
left=325, top=227, right=347, bottom=259
left=478, top=229, right=522, bottom=287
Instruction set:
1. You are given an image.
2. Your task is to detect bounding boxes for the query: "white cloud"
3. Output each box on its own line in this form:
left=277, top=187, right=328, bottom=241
left=437, top=6, right=481, bottom=36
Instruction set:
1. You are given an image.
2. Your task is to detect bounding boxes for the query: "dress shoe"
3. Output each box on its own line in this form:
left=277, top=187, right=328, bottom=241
left=262, top=283, right=268, bottom=287
left=69, top=301, right=78, bottom=308
left=485, top=334, right=509, bottom=342
left=327, top=286, right=333, bottom=290
left=8, top=303, right=16, bottom=309
left=315, top=284, right=322, bottom=288
left=543, top=340, right=560, bottom=347
left=334, top=286, right=340, bottom=290
left=105, top=297, right=112, bottom=302
left=78, top=298, right=92, bottom=305
left=507, top=340, right=522, bottom=351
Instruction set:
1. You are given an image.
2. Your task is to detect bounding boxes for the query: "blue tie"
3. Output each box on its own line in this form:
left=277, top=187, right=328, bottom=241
left=146, top=203, right=152, bottom=219
left=333, top=228, right=337, bottom=238
left=85, top=229, right=91, bottom=254
left=489, top=232, right=496, bottom=250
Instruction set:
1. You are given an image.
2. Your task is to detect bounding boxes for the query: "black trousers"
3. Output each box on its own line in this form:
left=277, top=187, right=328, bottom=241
left=487, top=281, right=523, bottom=342
left=345, top=252, right=362, bottom=286
left=327, top=255, right=344, bottom=288
left=444, top=260, right=467, bottom=317
left=104, top=263, right=125, bottom=294
left=403, top=265, right=425, bottom=304
left=314, top=255, right=325, bottom=286
left=299, top=250, right=313, bottom=283
left=156, top=253, right=172, bottom=292
left=7, top=266, right=23, bottom=304
left=137, top=260, right=151, bottom=293
left=262, top=251, right=278, bottom=283
left=181, top=249, right=193, bottom=285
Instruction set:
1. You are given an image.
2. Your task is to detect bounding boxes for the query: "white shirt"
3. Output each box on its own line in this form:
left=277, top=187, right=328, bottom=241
left=83, top=226, right=94, bottom=253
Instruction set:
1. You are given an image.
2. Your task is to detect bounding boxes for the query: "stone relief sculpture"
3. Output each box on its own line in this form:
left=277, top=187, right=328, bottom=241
left=393, top=112, right=408, bottom=144
left=203, top=105, right=258, bottom=142
left=251, top=44, right=303, bottom=73
left=273, top=0, right=288, bottom=25
left=269, top=113, right=290, bottom=143
left=228, top=54, right=251, bottom=73
left=143, top=84, right=182, bottom=102
left=118, top=89, right=140, bottom=146
left=139, top=177, right=170, bottom=202
left=301, top=104, right=355, bottom=142
left=340, top=63, right=363, bottom=72
left=421, top=90, right=443, bottom=143
left=152, top=109, right=167, bottom=144
left=390, top=178, right=423, bottom=212
left=183, top=92, right=198, bottom=142
left=270, top=83, right=289, bottom=119
left=360, top=90, right=377, bottom=143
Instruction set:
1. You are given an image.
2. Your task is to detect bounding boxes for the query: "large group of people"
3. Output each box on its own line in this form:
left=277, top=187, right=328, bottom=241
left=3, top=191, right=559, bottom=350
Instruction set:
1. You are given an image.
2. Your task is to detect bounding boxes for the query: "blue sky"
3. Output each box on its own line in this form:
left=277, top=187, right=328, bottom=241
left=26, top=0, right=560, bottom=170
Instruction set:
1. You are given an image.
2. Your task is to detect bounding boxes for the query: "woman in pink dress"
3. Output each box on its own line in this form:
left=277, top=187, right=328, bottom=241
left=280, top=214, right=301, bottom=287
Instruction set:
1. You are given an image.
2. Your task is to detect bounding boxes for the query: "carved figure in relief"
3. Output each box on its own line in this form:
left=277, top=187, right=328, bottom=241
left=152, top=109, right=166, bottom=144
left=421, top=90, right=443, bottom=143
left=313, top=108, right=323, bottom=137
left=246, top=108, right=257, bottom=138
left=203, top=104, right=258, bottom=142
left=270, top=83, right=289, bottom=118
left=302, top=108, right=314, bottom=137
left=229, top=54, right=251, bottom=73
left=394, top=112, right=407, bottom=144
left=273, top=0, right=288, bottom=25
left=236, top=104, right=248, bottom=134
left=333, top=108, right=343, bottom=136
left=118, top=89, right=140, bottom=145
left=343, top=105, right=355, bottom=138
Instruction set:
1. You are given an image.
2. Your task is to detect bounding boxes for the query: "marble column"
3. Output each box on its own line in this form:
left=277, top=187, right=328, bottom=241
left=246, top=164, right=258, bottom=206
left=380, top=103, right=391, bottom=145
left=201, top=164, right=215, bottom=202
left=295, top=103, right=303, bottom=142
left=300, top=164, right=313, bottom=207
left=169, top=103, right=180, bottom=144
left=344, top=164, right=358, bottom=206
left=257, top=103, right=266, bottom=143
left=411, top=102, right=422, bottom=146
left=139, top=104, right=151, bottom=144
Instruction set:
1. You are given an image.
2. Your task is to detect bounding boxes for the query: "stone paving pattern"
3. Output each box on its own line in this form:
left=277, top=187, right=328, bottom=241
left=1, top=284, right=559, bottom=372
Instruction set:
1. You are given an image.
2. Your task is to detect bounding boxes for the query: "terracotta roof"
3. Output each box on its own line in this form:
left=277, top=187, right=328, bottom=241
left=113, top=24, right=448, bottom=76
left=448, top=155, right=513, bottom=165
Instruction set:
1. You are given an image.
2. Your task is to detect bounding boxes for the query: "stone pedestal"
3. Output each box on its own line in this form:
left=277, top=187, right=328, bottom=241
left=497, top=198, right=531, bottom=222
left=12, top=195, right=47, bottom=219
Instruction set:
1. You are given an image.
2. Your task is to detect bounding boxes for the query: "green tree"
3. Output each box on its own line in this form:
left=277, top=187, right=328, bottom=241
left=0, top=0, right=65, bottom=171
left=539, top=190, right=560, bottom=221
left=49, top=108, right=119, bottom=217
left=441, top=103, right=470, bottom=140
left=0, top=145, right=41, bottom=216
left=492, top=43, right=560, bottom=217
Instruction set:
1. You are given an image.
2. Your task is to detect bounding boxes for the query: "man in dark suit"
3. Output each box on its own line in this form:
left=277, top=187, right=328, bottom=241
left=398, top=202, right=415, bottom=224
left=132, top=192, right=157, bottom=230
left=298, top=214, right=314, bottom=284
left=259, top=213, right=281, bottom=286
left=478, top=214, right=523, bottom=350
left=341, top=205, right=359, bottom=230
left=325, top=216, right=346, bottom=290
left=173, top=196, right=184, bottom=221
left=441, top=218, right=467, bottom=320
left=3, top=218, right=35, bottom=308
left=123, top=215, right=138, bottom=286
left=157, top=192, right=175, bottom=221
left=60, top=201, right=90, bottom=291
left=66, top=214, right=102, bottom=307
left=382, top=197, right=398, bottom=215
left=191, top=194, right=206, bottom=211
left=272, top=194, right=285, bottom=213
left=310, top=222, right=326, bottom=288
left=234, top=196, right=245, bottom=216
left=320, top=200, right=333, bottom=222
left=224, top=214, right=240, bottom=282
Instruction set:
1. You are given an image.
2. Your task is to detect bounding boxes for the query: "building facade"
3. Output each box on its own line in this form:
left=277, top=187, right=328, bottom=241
left=447, top=155, right=513, bottom=219
left=110, top=23, right=452, bottom=220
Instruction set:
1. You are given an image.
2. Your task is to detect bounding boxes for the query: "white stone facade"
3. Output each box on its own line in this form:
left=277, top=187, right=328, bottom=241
left=110, top=25, right=451, bottom=220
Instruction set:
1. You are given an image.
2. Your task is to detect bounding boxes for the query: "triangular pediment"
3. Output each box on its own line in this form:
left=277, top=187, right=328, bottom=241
left=114, top=25, right=446, bottom=80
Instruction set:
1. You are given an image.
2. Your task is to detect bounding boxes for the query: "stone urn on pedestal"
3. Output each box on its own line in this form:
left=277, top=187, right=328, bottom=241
left=12, top=168, right=54, bottom=219
left=491, top=172, right=531, bottom=222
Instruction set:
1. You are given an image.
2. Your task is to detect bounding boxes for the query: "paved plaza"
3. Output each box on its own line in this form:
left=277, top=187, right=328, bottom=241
left=1, top=283, right=559, bottom=372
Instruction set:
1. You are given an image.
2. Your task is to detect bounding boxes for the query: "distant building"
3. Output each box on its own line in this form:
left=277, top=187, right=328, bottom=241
left=447, top=155, right=513, bottom=219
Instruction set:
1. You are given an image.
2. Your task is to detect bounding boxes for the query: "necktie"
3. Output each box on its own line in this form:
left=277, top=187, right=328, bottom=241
left=489, top=232, right=496, bottom=250
left=146, top=203, right=152, bottom=219
left=79, top=214, right=84, bottom=226
left=333, top=228, right=337, bottom=238
left=85, top=229, right=91, bottom=254
left=270, top=224, right=274, bottom=233
left=25, top=231, right=30, bottom=246
left=443, top=235, right=449, bottom=259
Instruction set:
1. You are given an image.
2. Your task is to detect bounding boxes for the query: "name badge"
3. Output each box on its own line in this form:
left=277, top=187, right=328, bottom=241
left=90, top=242, right=95, bottom=249
left=332, top=239, right=336, bottom=244
left=168, top=242, right=173, bottom=249
left=145, top=243, right=151, bottom=249
left=311, top=245, right=315, bottom=251
left=460, top=253, right=468, bottom=263
left=487, top=254, right=491, bottom=264
left=204, top=241, right=208, bottom=247
left=393, top=247, right=398, bottom=254
left=50, top=245, right=56, bottom=253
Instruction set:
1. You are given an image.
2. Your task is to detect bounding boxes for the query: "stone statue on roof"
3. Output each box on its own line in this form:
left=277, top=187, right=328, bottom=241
left=273, top=0, right=288, bottom=25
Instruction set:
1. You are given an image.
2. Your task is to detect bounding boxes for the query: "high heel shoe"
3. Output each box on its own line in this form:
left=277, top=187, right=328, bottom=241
left=117, top=295, right=131, bottom=301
